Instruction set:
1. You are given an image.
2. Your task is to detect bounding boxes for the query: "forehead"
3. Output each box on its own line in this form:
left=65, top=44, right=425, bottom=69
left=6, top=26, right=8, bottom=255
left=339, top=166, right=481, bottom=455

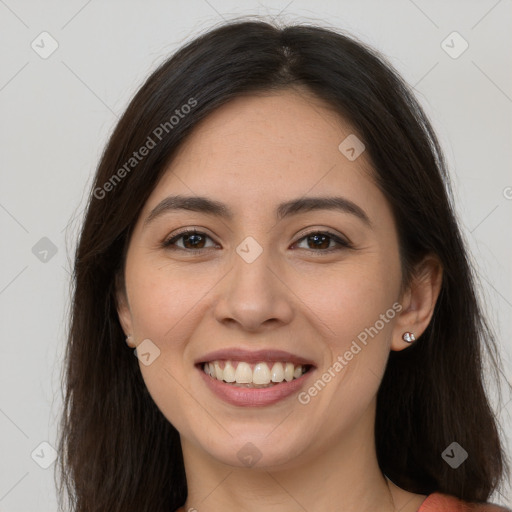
left=174, top=89, right=369, bottom=175
left=143, top=89, right=387, bottom=224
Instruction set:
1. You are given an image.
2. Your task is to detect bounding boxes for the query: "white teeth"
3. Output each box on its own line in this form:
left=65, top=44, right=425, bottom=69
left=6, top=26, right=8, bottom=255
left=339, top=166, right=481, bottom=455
left=270, top=362, right=285, bottom=382
left=234, top=362, right=252, bottom=384
left=202, top=360, right=309, bottom=386
left=214, top=361, right=223, bottom=380
left=223, top=361, right=236, bottom=382
left=253, top=363, right=271, bottom=385
left=284, top=362, right=294, bottom=382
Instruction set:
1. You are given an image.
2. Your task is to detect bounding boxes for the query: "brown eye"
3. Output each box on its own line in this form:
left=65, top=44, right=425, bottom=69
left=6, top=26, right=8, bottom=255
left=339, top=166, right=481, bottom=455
left=294, top=231, right=352, bottom=252
left=162, top=230, right=217, bottom=251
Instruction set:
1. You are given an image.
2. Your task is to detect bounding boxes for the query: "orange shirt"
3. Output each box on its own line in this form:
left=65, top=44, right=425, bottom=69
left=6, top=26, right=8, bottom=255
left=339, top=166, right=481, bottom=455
left=418, top=492, right=511, bottom=511
left=175, top=493, right=512, bottom=512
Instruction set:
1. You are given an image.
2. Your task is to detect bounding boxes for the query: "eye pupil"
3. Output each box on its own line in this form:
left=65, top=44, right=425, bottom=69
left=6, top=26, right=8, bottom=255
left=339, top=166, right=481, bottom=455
left=183, top=233, right=205, bottom=249
left=308, top=234, right=329, bottom=250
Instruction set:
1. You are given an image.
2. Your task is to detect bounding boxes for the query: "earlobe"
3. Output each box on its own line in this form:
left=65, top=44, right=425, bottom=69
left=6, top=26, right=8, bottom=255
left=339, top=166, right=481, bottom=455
left=391, top=254, right=443, bottom=351
left=115, top=273, right=135, bottom=347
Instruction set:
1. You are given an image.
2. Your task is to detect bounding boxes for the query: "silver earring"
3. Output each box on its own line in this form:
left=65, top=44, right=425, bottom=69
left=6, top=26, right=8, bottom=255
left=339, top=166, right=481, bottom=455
left=402, top=332, right=416, bottom=343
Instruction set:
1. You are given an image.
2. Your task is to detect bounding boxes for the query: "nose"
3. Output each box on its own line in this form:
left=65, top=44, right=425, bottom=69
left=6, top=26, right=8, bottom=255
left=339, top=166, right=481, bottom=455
left=213, top=244, right=295, bottom=333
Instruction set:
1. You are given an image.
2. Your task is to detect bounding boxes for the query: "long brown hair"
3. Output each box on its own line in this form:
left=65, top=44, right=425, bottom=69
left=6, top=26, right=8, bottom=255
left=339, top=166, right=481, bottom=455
left=56, top=18, right=510, bottom=511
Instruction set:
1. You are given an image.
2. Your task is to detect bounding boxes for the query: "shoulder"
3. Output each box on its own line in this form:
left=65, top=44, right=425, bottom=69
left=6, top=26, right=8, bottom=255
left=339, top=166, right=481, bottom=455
left=418, top=492, right=511, bottom=512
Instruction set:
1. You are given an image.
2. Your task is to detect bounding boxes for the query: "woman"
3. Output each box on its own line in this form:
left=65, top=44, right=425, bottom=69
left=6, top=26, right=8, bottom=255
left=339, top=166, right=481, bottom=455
left=57, top=18, right=511, bottom=512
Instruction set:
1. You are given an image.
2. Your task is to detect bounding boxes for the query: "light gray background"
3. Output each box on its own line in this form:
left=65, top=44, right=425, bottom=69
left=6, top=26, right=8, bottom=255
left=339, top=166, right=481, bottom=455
left=1, top=1, right=511, bottom=510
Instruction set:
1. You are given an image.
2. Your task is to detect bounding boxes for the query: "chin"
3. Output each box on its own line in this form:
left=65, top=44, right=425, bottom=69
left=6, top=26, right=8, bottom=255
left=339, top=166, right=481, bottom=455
left=192, top=424, right=312, bottom=470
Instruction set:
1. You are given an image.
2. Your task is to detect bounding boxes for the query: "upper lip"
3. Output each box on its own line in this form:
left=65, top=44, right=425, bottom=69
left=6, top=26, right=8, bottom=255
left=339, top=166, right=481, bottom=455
left=196, top=348, right=317, bottom=367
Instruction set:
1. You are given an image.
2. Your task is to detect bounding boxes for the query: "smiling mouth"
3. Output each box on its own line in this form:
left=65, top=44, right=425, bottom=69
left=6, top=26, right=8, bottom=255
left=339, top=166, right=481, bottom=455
left=199, top=360, right=314, bottom=388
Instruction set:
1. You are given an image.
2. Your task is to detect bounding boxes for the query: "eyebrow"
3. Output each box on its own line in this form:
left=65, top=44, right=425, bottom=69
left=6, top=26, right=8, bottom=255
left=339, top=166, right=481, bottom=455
left=144, top=194, right=372, bottom=228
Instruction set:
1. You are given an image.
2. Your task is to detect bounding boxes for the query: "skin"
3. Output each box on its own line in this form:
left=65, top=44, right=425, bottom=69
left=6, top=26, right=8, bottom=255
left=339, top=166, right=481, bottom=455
left=117, top=88, right=443, bottom=512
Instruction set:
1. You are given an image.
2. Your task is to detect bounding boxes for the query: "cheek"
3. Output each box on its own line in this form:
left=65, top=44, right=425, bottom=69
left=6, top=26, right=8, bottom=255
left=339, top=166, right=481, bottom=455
left=296, top=256, right=400, bottom=404
left=297, top=256, right=400, bottom=342
left=125, top=263, right=215, bottom=431
left=126, top=259, right=219, bottom=342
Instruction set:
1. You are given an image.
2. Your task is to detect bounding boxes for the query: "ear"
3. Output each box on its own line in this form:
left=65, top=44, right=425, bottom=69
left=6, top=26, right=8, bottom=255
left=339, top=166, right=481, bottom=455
left=391, top=254, right=443, bottom=351
left=115, top=272, right=136, bottom=348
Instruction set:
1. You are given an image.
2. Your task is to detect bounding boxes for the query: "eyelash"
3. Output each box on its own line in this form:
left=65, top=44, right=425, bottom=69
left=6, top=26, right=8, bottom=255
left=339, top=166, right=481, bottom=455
left=161, top=229, right=353, bottom=254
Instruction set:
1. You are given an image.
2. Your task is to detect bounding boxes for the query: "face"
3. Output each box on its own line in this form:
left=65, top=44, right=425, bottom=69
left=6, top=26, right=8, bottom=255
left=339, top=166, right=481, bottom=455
left=117, top=89, right=407, bottom=470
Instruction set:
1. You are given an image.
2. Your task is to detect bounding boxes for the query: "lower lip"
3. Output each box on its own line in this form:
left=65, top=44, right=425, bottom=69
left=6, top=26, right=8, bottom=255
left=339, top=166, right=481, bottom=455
left=197, top=365, right=315, bottom=407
